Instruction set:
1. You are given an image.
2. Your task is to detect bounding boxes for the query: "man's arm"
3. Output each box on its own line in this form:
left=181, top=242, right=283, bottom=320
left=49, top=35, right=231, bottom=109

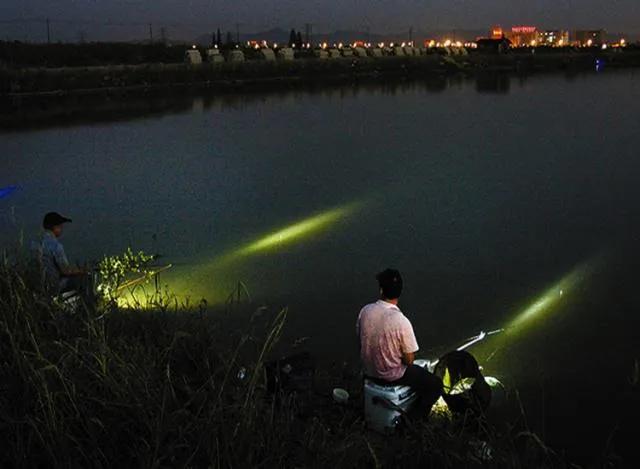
left=400, top=317, right=419, bottom=366
left=55, top=245, right=86, bottom=276
left=402, top=351, right=415, bottom=366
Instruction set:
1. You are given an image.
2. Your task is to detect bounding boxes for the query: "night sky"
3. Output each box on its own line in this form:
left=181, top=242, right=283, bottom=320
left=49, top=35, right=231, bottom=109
left=1, top=0, right=639, bottom=41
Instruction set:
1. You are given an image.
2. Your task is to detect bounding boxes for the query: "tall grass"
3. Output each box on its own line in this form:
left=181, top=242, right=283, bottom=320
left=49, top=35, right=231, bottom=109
left=0, top=257, right=576, bottom=468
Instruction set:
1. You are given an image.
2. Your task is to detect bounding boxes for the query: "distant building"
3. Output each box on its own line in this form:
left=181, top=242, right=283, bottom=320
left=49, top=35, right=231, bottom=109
left=539, top=30, right=569, bottom=46
left=490, top=26, right=504, bottom=39
left=573, top=30, right=606, bottom=46
left=505, top=26, right=538, bottom=47
left=476, top=37, right=512, bottom=54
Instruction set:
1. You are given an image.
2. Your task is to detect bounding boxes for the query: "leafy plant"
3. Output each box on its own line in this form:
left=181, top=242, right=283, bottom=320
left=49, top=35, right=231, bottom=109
left=96, top=247, right=155, bottom=300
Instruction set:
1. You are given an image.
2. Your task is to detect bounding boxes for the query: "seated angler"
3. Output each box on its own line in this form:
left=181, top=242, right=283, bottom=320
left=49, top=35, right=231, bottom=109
left=32, top=212, right=87, bottom=295
left=357, top=268, right=442, bottom=418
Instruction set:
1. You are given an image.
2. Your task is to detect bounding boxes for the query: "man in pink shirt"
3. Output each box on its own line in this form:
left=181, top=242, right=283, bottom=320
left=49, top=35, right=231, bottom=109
left=357, top=268, right=442, bottom=417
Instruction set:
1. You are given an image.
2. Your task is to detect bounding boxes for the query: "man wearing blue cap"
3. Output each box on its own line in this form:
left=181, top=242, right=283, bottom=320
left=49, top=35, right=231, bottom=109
left=33, top=212, right=86, bottom=294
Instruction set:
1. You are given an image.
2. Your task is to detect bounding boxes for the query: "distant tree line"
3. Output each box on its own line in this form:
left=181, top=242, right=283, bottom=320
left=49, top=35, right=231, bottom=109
left=288, top=29, right=304, bottom=48
left=207, top=26, right=306, bottom=49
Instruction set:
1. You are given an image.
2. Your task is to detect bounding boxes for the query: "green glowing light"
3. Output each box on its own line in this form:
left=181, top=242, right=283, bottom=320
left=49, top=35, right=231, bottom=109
left=166, top=201, right=362, bottom=304
left=508, top=256, right=601, bottom=330
left=237, top=204, right=358, bottom=256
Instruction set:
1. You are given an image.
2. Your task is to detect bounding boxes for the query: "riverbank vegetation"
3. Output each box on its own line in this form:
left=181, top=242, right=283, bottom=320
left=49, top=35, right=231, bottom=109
left=0, top=252, right=589, bottom=468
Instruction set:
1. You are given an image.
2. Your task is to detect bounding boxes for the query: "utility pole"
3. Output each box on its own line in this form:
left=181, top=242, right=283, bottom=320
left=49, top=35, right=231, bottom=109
left=149, top=23, right=153, bottom=43
left=235, top=23, right=240, bottom=44
left=305, top=23, right=312, bottom=44
left=409, top=26, right=413, bottom=44
left=46, top=18, right=51, bottom=44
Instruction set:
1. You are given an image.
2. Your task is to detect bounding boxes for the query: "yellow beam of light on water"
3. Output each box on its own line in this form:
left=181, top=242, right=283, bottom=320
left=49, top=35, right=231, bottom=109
left=165, top=201, right=363, bottom=304
left=471, top=254, right=606, bottom=367
left=508, top=255, right=603, bottom=331
left=234, top=203, right=360, bottom=257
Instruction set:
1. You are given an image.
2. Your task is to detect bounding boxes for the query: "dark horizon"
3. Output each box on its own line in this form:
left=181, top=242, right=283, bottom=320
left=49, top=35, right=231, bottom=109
left=0, top=23, right=638, bottom=46
left=1, top=0, right=639, bottom=43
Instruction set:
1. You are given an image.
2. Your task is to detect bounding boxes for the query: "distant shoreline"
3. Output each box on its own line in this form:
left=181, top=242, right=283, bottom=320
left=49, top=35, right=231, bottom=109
left=1, top=51, right=639, bottom=131
left=3, top=49, right=640, bottom=98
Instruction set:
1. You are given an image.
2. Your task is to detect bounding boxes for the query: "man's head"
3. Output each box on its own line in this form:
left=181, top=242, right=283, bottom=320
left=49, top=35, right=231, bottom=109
left=43, top=212, right=72, bottom=238
left=376, top=268, right=403, bottom=301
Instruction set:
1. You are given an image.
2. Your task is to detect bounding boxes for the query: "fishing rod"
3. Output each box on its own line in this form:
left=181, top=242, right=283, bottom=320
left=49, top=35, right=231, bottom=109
left=115, top=264, right=173, bottom=292
left=426, top=328, right=505, bottom=369
left=456, top=328, right=505, bottom=352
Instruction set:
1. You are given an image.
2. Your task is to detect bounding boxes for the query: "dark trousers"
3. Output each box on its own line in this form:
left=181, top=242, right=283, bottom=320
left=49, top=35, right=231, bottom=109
left=392, top=364, right=443, bottom=418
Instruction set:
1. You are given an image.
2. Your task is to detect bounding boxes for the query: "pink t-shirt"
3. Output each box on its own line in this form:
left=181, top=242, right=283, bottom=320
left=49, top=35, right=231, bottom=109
left=356, top=300, right=420, bottom=382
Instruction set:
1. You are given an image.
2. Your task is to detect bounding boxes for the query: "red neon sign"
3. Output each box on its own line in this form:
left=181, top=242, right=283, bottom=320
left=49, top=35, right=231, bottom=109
left=512, top=26, right=537, bottom=34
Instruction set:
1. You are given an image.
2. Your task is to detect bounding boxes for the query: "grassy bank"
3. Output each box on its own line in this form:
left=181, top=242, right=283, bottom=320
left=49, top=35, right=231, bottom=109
left=0, top=254, right=586, bottom=468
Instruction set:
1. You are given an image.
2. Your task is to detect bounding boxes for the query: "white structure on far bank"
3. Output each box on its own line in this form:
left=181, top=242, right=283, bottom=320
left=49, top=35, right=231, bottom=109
left=277, top=48, right=295, bottom=61
left=227, top=49, right=245, bottom=62
left=354, top=47, right=368, bottom=57
left=185, top=49, right=203, bottom=65
left=206, top=48, right=225, bottom=63
left=259, top=48, right=276, bottom=61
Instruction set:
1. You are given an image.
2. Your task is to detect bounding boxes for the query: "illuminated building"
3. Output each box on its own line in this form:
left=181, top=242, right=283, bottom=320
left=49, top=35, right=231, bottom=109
left=573, top=30, right=606, bottom=46
left=505, top=26, right=538, bottom=47
left=490, top=26, right=504, bottom=39
left=539, top=30, right=569, bottom=46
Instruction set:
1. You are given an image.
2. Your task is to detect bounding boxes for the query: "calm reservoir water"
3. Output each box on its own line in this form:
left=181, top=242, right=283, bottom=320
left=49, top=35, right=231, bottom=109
left=2, top=70, right=640, bottom=462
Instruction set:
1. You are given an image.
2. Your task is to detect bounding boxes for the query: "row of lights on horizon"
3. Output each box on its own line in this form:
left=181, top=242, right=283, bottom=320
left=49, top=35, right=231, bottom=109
left=524, top=39, right=627, bottom=49
left=195, top=39, right=627, bottom=51
left=196, top=39, right=477, bottom=50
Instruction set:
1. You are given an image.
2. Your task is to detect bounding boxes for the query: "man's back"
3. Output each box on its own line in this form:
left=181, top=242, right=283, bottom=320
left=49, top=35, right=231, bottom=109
left=357, top=300, right=419, bottom=382
left=31, top=231, right=69, bottom=291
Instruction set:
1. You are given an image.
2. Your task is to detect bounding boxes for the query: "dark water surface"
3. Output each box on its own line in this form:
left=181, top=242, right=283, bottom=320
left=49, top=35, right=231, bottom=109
left=2, top=70, right=640, bottom=463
